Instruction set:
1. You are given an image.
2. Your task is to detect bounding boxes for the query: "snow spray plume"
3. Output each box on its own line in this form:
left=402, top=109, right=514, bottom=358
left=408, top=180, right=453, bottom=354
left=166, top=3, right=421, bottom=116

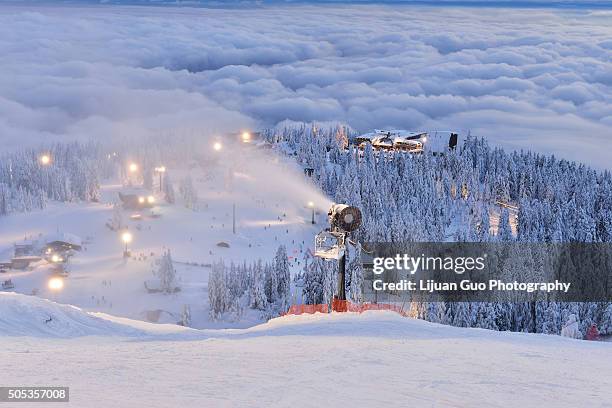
left=211, top=135, right=333, bottom=215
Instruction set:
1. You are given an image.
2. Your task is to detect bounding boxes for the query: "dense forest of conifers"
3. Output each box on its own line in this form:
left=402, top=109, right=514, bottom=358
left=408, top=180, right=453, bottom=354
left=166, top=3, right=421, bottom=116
left=3, top=127, right=611, bottom=336
left=268, top=125, right=612, bottom=336
left=0, top=143, right=104, bottom=215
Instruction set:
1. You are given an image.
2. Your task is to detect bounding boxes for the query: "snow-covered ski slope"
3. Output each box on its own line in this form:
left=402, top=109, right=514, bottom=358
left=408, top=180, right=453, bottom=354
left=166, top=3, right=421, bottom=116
left=0, top=144, right=325, bottom=329
left=1, top=292, right=611, bottom=408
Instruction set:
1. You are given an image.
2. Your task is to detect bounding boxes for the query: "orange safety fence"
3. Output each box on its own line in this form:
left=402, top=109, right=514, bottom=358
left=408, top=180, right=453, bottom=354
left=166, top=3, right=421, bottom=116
left=283, top=304, right=329, bottom=315
left=283, top=300, right=407, bottom=317
left=334, top=299, right=408, bottom=316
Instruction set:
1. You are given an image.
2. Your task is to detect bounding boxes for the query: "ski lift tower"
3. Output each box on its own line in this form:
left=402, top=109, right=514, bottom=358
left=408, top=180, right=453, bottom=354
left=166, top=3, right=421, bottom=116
left=314, top=204, right=362, bottom=301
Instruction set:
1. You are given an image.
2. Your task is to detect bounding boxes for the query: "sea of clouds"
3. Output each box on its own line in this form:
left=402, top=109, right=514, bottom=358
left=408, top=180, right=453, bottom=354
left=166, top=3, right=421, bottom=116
left=0, top=4, right=610, bottom=167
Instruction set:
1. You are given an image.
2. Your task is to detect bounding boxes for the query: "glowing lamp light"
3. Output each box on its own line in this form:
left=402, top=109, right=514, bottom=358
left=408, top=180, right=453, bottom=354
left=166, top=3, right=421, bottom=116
left=308, top=201, right=316, bottom=224
left=241, top=132, right=251, bottom=143
left=39, top=154, right=51, bottom=166
left=51, top=254, right=62, bottom=263
left=121, top=230, right=133, bottom=257
left=213, top=142, right=223, bottom=152
left=48, top=277, right=64, bottom=291
left=128, top=163, right=139, bottom=173
left=121, top=231, right=133, bottom=244
left=147, top=195, right=155, bottom=204
left=138, top=196, right=145, bottom=204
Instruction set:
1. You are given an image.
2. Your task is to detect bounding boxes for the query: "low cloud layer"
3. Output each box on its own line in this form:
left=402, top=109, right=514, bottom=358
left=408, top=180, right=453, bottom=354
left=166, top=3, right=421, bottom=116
left=0, top=5, right=610, bottom=167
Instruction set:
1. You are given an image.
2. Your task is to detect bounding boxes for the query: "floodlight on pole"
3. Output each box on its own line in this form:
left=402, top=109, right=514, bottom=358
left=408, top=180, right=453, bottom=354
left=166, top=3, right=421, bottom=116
left=308, top=201, right=315, bottom=224
left=121, top=231, right=133, bottom=256
left=213, top=142, right=223, bottom=152
left=155, top=166, right=166, bottom=192
left=122, top=231, right=132, bottom=243
left=128, top=163, right=139, bottom=173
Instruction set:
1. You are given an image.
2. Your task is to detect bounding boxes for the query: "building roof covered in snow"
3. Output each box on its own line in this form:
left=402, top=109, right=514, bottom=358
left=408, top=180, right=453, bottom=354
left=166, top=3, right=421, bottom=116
left=357, top=129, right=427, bottom=141
left=13, top=241, right=36, bottom=257
left=44, top=232, right=82, bottom=250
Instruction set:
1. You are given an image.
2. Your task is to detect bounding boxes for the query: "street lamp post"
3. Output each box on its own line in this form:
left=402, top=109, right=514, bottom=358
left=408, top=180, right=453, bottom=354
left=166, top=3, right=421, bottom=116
left=232, top=203, right=236, bottom=234
left=127, top=163, right=139, bottom=186
left=212, top=141, right=236, bottom=233
left=308, top=201, right=315, bottom=224
left=39, top=154, right=52, bottom=197
left=155, top=166, right=166, bottom=192
left=121, top=231, right=133, bottom=257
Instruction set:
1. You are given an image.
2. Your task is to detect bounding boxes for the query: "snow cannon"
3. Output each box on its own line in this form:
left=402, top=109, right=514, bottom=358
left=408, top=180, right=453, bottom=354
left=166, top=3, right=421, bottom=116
left=328, top=204, right=362, bottom=233
left=315, top=203, right=362, bottom=302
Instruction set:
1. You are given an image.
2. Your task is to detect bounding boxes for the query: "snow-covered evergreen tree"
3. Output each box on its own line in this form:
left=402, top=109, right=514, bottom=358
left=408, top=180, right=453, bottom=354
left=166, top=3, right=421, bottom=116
left=561, top=314, right=582, bottom=339
left=346, top=244, right=364, bottom=302
left=179, top=175, right=198, bottom=209
left=155, top=250, right=177, bottom=294
left=274, top=245, right=291, bottom=302
left=497, top=208, right=513, bottom=241
left=249, top=260, right=268, bottom=310
left=163, top=173, right=176, bottom=204
left=109, top=202, right=124, bottom=231
left=208, top=260, right=229, bottom=319
left=264, top=262, right=279, bottom=304
left=303, top=257, right=325, bottom=304
left=180, top=304, right=192, bottom=327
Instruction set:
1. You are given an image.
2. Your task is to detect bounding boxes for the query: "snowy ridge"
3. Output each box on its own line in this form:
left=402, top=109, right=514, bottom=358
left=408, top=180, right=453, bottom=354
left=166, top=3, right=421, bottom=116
left=2, top=292, right=607, bottom=349
left=0, top=292, right=149, bottom=338
left=2, top=300, right=610, bottom=408
left=240, top=310, right=611, bottom=348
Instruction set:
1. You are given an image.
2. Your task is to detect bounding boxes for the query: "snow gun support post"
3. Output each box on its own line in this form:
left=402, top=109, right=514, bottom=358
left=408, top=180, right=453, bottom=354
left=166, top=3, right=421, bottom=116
left=314, top=204, right=362, bottom=301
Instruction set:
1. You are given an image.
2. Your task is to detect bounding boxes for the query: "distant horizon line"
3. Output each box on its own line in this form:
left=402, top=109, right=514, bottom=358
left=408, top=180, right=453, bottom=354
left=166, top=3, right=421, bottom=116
left=1, top=0, right=611, bottom=10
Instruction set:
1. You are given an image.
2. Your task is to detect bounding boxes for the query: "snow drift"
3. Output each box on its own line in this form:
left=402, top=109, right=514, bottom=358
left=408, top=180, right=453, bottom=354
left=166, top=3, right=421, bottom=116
left=1, top=291, right=608, bottom=343
left=2, top=294, right=611, bottom=408
left=0, top=292, right=148, bottom=338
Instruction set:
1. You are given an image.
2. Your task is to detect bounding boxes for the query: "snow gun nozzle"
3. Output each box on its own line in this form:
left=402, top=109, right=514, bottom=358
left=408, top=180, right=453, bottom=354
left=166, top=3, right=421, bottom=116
left=328, top=203, right=362, bottom=233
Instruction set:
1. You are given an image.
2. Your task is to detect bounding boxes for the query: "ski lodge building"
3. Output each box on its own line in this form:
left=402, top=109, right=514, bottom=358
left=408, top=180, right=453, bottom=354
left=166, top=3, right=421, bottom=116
left=118, top=191, right=155, bottom=210
left=354, top=129, right=426, bottom=153
left=1, top=232, right=82, bottom=271
left=44, top=232, right=82, bottom=253
left=353, top=129, right=460, bottom=154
